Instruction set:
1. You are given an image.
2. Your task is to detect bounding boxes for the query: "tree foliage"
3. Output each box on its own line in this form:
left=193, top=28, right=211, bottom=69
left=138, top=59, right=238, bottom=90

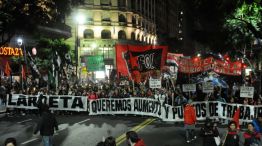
left=35, top=37, right=70, bottom=70
left=225, top=0, right=262, bottom=47
left=0, top=0, right=83, bottom=46
left=182, top=0, right=261, bottom=52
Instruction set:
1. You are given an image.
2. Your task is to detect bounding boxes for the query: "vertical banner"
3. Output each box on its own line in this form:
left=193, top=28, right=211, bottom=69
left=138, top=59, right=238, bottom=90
left=182, top=84, right=196, bottom=92
left=149, top=78, right=162, bottom=88
left=115, top=44, right=129, bottom=77
left=240, top=86, right=254, bottom=98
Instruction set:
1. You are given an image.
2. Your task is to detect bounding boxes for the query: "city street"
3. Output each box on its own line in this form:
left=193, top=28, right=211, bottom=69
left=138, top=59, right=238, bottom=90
left=0, top=113, right=231, bottom=146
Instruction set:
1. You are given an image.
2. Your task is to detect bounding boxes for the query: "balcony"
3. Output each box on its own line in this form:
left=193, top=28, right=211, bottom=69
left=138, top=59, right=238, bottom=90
left=37, top=22, right=71, bottom=38
left=102, top=21, right=111, bottom=26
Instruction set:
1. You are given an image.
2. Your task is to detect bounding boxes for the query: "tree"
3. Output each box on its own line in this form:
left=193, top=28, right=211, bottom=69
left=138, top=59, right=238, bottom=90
left=181, top=0, right=261, bottom=53
left=225, top=0, right=262, bottom=47
left=0, top=0, right=83, bottom=46
left=36, top=37, right=70, bottom=71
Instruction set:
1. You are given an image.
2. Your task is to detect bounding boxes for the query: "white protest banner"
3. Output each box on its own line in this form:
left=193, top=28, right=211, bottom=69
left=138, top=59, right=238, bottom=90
left=7, top=94, right=87, bottom=111
left=0, top=98, right=6, bottom=117
left=182, top=84, right=196, bottom=92
left=149, top=78, right=161, bottom=88
left=89, top=98, right=262, bottom=123
left=240, top=86, right=254, bottom=98
left=202, top=82, right=214, bottom=93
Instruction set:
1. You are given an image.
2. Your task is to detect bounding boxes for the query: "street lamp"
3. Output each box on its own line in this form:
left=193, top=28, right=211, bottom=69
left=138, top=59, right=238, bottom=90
left=17, top=37, right=28, bottom=93
left=75, top=13, right=85, bottom=79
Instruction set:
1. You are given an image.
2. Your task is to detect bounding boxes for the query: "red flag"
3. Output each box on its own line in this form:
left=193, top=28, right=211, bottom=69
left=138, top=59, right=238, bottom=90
left=233, top=108, right=240, bottom=130
left=4, top=61, right=11, bottom=76
left=22, top=65, right=26, bottom=80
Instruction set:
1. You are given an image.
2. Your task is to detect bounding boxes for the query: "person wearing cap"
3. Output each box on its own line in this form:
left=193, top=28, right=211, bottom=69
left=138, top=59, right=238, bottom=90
left=252, top=113, right=262, bottom=133
left=126, top=131, right=146, bottom=146
left=183, top=100, right=197, bottom=143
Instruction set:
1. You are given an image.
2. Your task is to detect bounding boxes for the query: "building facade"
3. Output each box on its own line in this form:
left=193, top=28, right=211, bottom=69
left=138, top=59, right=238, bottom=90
left=66, top=0, right=158, bottom=79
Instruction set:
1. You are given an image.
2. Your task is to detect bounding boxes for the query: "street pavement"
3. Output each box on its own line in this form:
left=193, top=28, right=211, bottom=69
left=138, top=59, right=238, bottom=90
left=0, top=113, right=248, bottom=146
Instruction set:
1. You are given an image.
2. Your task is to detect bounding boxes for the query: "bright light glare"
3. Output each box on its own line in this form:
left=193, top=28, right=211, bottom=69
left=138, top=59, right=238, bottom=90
left=91, top=43, right=97, bottom=49
left=17, top=38, right=23, bottom=46
left=76, top=14, right=85, bottom=24
left=96, top=71, right=105, bottom=79
left=197, top=53, right=201, bottom=57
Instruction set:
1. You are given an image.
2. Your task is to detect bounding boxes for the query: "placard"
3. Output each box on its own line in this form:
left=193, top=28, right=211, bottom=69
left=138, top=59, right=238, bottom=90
left=202, top=82, right=214, bottom=93
left=240, top=86, right=254, bottom=98
left=149, top=78, right=161, bottom=88
left=182, top=84, right=196, bottom=92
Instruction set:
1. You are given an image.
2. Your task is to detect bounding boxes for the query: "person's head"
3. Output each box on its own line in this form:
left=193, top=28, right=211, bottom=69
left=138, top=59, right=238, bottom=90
left=247, top=123, right=255, bottom=132
left=104, top=136, right=116, bottom=146
left=96, top=141, right=105, bottom=146
left=126, top=131, right=139, bottom=145
left=230, top=97, right=235, bottom=103
left=4, top=137, right=16, bottom=146
left=228, top=121, right=237, bottom=130
left=205, top=118, right=213, bottom=128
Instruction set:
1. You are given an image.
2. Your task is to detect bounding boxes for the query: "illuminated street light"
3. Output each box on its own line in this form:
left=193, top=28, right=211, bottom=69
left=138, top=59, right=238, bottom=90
left=75, top=13, right=85, bottom=78
left=76, top=14, right=85, bottom=25
left=197, top=53, right=201, bottom=57
left=17, top=38, right=23, bottom=46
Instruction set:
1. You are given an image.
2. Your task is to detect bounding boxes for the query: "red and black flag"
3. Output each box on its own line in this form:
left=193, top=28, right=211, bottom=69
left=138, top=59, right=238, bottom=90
left=115, top=44, right=168, bottom=82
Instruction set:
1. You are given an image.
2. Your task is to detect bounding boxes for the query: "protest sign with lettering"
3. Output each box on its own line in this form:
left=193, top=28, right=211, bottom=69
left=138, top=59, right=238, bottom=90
left=7, top=94, right=87, bottom=111
left=240, top=86, right=254, bottom=98
left=149, top=78, right=161, bottom=88
left=182, top=84, right=196, bottom=92
left=202, top=82, right=214, bottom=93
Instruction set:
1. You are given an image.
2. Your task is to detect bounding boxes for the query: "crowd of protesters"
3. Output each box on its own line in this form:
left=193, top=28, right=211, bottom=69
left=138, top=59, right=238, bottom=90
left=1, top=74, right=262, bottom=146
left=0, top=73, right=261, bottom=108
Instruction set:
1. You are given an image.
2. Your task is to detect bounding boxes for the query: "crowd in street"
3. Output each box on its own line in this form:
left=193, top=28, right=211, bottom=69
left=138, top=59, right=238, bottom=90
left=1, top=75, right=262, bottom=146
left=0, top=75, right=261, bottom=107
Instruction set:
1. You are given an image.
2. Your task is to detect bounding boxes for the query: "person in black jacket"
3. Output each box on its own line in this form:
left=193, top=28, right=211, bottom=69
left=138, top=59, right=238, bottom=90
left=34, top=104, right=58, bottom=146
left=36, top=94, right=45, bottom=116
left=222, top=121, right=240, bottom=146
left=200, top=119, right=219, bottom=146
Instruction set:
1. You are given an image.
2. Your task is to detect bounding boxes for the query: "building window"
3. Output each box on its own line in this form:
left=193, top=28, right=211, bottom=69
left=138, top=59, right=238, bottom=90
left=118, top=0, right=125, bottom=7
left=85, top=0, right=94, bottom=5
left=137, top=34, right=140, bottom=41
left=132, top=16, right=136, bottom=27
left=131, top=32, right=135, bottom=40
left=118, top=30, right=126, bottom=40
left=119, top=14, right=126, bottom=22
left=83, top=29, right=94, bottom=39
left=101, top=0, right=110, bottom=6
left=138, top=18, right=142, bottom=27
left=101, top=30, right=111, bottom=39
left=118, top=14, right=126, bottom=26
left=102, top=12, right=111, bottom=22
left=131, top=0, right=135, bottom=10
